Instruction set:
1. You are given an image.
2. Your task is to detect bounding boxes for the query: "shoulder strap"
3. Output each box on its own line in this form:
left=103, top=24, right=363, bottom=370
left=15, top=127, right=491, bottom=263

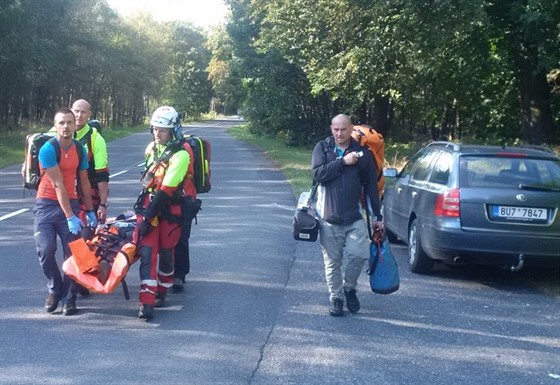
left=72, top=138, right=84, bottom=166
left=48, top=137, right=61, bottom=163
left=46, top=137, right=83, bottom=173
left=321, top=137, right=332, bottom=154
left=140, top=140, right=185, bottom=181
left=76, top=127, right=94, bottom=161
left=307, top=183, right=319, bottom=204
left=365, top=195, right=372, bottom=240
left=157, top=140, right=186, bottom=164
left=77, top=127, right=93, bottom=146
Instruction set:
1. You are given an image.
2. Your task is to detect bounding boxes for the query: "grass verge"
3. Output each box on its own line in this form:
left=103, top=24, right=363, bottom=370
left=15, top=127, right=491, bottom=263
left=228, top=125, right=424, bottom=197
left=0, top=114, right=216, bottom=169
left=0, top=125, right=145, bottom=169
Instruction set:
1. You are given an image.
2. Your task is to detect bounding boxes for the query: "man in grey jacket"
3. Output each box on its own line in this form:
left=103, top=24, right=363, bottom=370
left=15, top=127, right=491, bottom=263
left=312, top=114, right=383, bottom=316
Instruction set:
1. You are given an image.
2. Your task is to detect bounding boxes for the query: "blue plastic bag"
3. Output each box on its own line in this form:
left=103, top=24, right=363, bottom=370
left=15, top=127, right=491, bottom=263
left=367, top=239, right=400, bottom=294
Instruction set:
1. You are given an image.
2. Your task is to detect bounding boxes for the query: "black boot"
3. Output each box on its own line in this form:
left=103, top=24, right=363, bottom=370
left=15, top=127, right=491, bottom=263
left=172, top=277, right=184, bottom=293
left=154, top=292, right=166, bottom=308
left=344, top=289, right=360, bottom=313
left=44, top=293, right=60, bottom=313
left=329, top=298, right=344, bottom=317
left=62, top=297, right=77, bottom=316
left=138, top=304, right=154, bottom=320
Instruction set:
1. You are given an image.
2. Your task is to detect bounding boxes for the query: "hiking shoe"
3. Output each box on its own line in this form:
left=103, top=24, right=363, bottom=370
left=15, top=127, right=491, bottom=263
left=344, top=289, right=360, bottom=313
left=44, top=293, right=60, bottom=313
left=138, top=304, right=154, bottom=320
left=154, top=292, right=166, bottom=308
left=329, top=298, right=344, bottom=317
left=62, top=298, right=77, bottom=316
left=171, top=277, right=184, bottom=293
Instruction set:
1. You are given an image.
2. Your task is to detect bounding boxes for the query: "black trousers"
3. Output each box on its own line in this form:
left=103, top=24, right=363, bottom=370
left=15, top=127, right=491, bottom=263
left=173, top=220, right=192, bottom=281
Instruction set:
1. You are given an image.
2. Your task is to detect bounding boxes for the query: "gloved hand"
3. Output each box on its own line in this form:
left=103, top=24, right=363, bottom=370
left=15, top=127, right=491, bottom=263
left=143, top=190, right=170, bottom=219
left=85, top=210, right=98, bottom=227
left=138, top=219, right=154, bottom=237
left=67, top=215, right=83, bottom=235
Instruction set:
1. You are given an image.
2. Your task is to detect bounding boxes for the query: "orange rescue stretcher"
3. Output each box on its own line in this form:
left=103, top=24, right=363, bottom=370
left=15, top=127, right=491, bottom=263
left=62, top=216, right=138, bottom=299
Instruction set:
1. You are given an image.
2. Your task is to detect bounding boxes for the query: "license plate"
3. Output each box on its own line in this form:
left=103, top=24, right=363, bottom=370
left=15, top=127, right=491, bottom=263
left=491, top=206, right=547, bottom=221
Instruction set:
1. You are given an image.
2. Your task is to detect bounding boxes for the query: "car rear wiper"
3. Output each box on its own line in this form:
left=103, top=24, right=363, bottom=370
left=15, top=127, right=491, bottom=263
left=519, top=184, right=560, bottom=192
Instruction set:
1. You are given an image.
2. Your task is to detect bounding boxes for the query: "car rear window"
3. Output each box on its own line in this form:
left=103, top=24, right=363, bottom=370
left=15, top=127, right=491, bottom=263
left=459, top=156, right=560, bottom=189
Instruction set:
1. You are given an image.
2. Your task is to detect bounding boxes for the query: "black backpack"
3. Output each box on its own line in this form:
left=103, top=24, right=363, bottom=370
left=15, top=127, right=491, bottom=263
left=88, top=119, right=102, bottom=133
left=183, top=135, right=211, bottom=194
left=23, top=133, right=84, bottom=190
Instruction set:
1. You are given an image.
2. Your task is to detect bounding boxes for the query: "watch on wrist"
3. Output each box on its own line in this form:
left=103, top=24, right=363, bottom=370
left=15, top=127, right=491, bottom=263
left=99, top=203, right=108, bottom=208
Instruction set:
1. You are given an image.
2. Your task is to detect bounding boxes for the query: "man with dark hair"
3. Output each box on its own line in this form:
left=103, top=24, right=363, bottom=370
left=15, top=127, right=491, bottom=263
left=34, top=108, right=96, bottom=316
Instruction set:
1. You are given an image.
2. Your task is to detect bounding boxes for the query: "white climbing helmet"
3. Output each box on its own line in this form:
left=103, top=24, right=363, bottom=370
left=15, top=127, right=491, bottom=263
left=150, top=106, right=179, bottom=128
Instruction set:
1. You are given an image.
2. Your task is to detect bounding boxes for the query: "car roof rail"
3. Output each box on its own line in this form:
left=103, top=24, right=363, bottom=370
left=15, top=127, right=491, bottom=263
left=427, top=141, right=461, bottom=151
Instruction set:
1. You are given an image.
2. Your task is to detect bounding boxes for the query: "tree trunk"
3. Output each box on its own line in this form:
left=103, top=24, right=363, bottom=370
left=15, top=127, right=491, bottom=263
left=373, top=94, right=392, bottom=138
left=516, top=43, right=554, bottom=144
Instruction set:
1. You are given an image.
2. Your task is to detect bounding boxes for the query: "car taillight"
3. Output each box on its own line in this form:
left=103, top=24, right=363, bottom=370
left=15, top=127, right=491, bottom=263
left=496, top=153, right=528, bottom=158
left=434, top=188, right=460, bottom=217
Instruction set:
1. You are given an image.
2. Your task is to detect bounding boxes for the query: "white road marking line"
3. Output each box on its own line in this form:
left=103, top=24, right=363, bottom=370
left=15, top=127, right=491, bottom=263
left=0, top=208, right=29, bottom=221
left=110, top=170, right=127, bottom=178
left=2, top=161, right=145, bottom=221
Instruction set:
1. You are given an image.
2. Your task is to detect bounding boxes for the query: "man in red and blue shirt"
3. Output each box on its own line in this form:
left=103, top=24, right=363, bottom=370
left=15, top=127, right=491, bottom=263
left=34, top=108, right=97, bottom=316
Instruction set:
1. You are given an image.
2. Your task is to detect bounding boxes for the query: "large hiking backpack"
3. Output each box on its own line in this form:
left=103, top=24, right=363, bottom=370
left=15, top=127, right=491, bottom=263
left=23, top=133, right=84, bottom=190
left=183, top=135, right=211, bottom=194
left=180, top=140, right=197, bottom=198
left=351, top=125, right=385, bottom=198
left=88, top=119, right=102, bottom=133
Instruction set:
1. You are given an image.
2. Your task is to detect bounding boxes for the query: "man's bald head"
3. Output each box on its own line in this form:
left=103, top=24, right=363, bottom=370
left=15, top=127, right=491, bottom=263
left=71, top=99, right=92, bottom=129
left=330, top=114, right=353, bottom=148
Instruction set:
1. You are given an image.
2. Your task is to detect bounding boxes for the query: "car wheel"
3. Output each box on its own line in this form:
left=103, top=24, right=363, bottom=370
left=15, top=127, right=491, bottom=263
left=408, top=219, right=434, bottom=274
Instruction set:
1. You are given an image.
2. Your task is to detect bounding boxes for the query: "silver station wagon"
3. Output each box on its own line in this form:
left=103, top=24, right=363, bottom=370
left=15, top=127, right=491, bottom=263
left=382, top=142, right=560, bottom=274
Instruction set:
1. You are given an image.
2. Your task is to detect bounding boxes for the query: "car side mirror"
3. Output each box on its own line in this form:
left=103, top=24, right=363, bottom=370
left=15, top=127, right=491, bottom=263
left=384, top=168, right=398, bottom=178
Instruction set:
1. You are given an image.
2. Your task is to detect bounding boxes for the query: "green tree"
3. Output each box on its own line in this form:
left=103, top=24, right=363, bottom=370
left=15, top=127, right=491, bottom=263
left=224, top=0, right=559, bottom=145
left=165, top=23, right=213, bottom=118
left=207, top=25, right=244, bottom=114
left=486, top=0, right=560, bottom=144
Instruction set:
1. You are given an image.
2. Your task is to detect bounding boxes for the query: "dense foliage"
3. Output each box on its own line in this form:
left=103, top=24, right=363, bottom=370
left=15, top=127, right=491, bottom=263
left=1, top=0, right=558, bottom=148
left=0, top=0, right=212, bottom=129
left=223, top=0, right=560, bottom=146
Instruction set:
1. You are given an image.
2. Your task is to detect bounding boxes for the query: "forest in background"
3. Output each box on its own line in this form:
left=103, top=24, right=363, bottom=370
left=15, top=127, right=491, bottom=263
left=1, top=0, right=559, bottom=147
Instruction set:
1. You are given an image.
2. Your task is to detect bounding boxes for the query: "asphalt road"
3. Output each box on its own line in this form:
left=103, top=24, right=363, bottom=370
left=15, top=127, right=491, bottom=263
left=0, top=118, right=558, bottom=385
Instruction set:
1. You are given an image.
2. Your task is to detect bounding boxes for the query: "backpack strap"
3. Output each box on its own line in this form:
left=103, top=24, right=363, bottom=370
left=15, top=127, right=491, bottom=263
left=321, top=137, right=332, bottom=154
left=76, top=127, right=97, bottom=183
left=138, top=140, right=187, bottom=201
left=159, top=139, right=186, bottom=163
left=76, top=126, right=94, bottom=155
left=48, top=137, right=61, bottom=162
left=73, top=138, right=84, bottom=167
left=44, top=137, right=84, bottom=181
